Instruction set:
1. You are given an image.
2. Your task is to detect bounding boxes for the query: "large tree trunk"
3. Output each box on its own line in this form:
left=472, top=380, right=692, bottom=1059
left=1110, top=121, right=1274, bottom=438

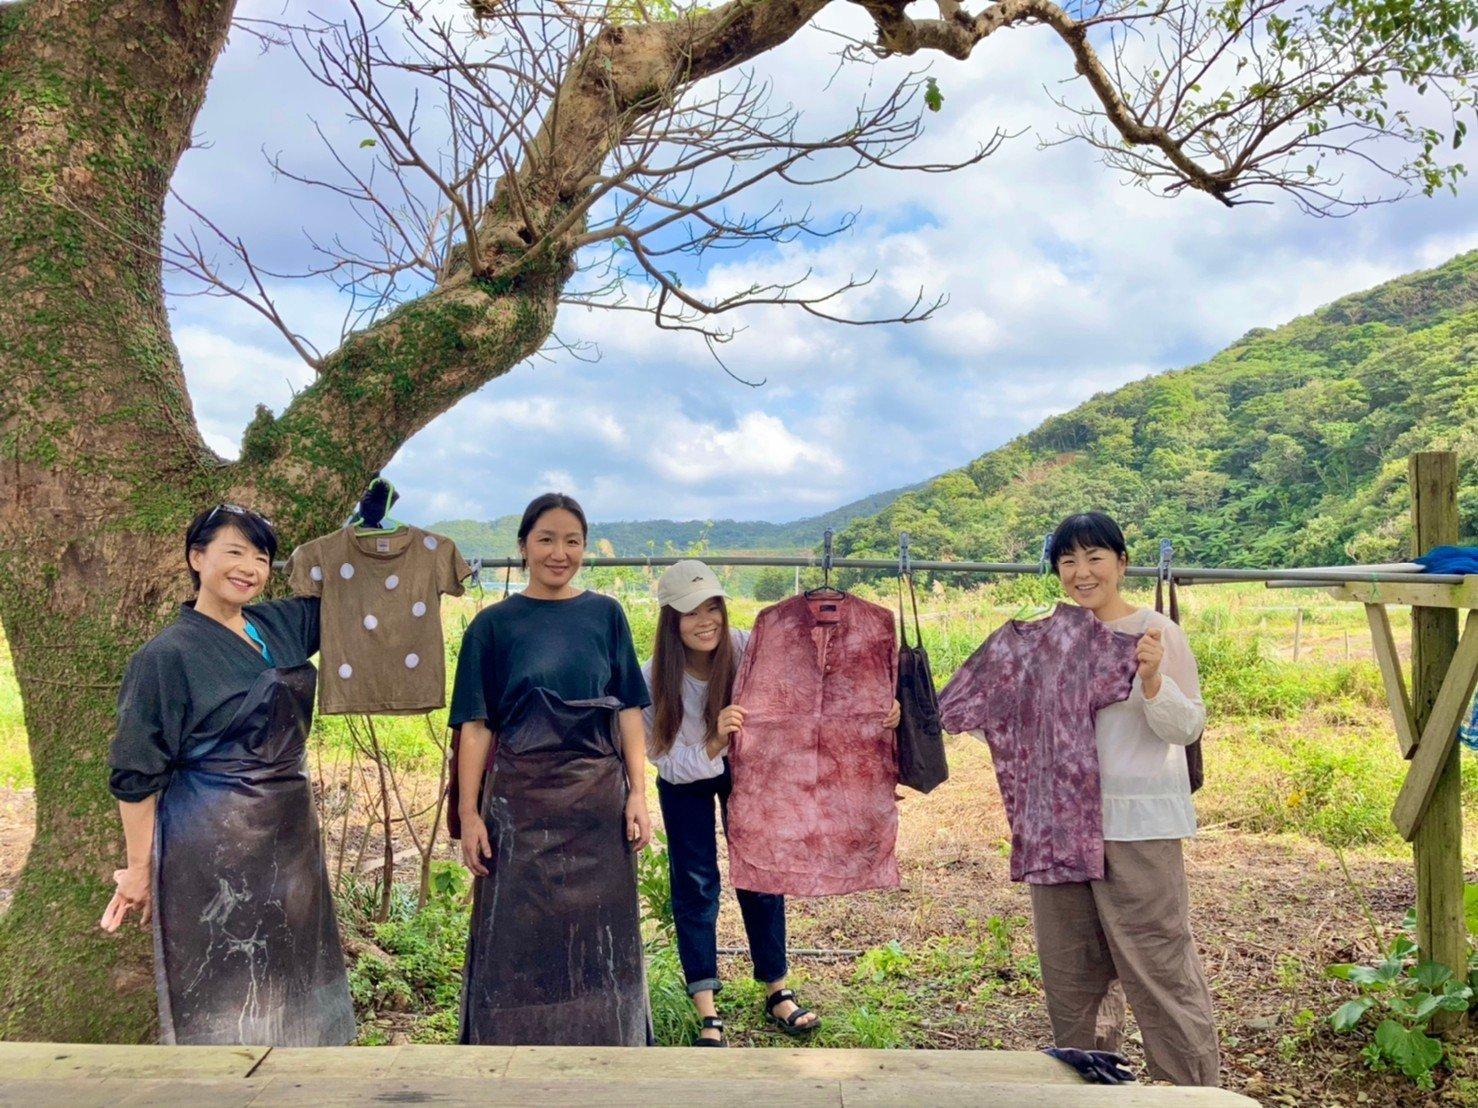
left=0, top=0, right=818, bottom=1041
left=0, top=0, right=244, bottom=1040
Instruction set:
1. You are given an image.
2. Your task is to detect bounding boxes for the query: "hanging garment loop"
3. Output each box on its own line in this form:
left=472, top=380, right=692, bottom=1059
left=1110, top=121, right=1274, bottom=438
left=897, top=572, right=924, bottom=652
left=1153, top=539, right=1200, bottom=792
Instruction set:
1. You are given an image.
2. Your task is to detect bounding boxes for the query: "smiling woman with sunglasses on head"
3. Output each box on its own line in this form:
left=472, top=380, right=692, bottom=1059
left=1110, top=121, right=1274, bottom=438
left=102, top=503, right=354, bottom=1047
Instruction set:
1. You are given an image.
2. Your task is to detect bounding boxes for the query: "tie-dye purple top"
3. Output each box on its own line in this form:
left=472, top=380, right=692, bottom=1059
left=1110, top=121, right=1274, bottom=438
left=938, top=603, right=1140, bottom=884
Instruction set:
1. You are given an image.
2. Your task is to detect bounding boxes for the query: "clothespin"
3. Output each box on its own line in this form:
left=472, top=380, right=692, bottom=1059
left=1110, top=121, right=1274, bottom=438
left=1158, top=539, right=1173, bottom=585
left=822, top=529, right=835, bottom=586
left=898, top=531, right=912, bottom=578
left=467, top=557, right=483, bottom=590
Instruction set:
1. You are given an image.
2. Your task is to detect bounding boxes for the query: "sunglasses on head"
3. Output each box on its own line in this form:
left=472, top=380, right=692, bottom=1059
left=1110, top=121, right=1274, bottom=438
left=207, top=503, right=273, bottom=528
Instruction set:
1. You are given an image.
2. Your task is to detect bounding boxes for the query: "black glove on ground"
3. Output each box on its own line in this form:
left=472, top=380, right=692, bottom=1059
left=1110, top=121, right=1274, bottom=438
left=1043, top=1047, right=1136, bottom=1085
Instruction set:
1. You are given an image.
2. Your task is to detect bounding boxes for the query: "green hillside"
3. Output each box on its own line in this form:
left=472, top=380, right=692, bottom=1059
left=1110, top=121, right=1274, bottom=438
left=430, top=483, right=923, bottom=559
left=840, top=250, right=1478, bottom=569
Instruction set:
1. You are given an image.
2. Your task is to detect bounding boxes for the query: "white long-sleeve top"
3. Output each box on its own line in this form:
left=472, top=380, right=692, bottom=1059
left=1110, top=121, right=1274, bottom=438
left=1096, top=607, right=1204, bottom=840
left=641, top=628, right=751, bottom=785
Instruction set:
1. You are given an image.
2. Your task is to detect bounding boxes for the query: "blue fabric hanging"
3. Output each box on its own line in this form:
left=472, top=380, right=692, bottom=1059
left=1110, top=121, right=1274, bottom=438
left=1461, top=690, right=1478, bottom=753
left=1415, top=545, right=1478, bottom=575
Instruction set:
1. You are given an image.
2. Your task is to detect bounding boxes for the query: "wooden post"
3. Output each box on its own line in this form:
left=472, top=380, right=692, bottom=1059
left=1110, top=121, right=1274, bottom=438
left=1409, top=452, right=1465, bottom=1006
left=1293, top=608, right=1303, bottom=661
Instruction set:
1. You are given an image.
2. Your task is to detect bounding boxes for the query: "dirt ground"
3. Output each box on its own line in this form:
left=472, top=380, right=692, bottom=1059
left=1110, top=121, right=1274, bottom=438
left=2, top=741, right=1472, bottom=1106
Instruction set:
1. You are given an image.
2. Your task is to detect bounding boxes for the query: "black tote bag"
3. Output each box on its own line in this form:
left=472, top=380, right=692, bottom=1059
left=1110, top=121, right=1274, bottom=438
left=895, top=573, right=948, bottom=794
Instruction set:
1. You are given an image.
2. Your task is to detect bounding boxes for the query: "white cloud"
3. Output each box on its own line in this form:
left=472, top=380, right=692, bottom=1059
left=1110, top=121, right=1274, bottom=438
left=653, top=412, right=843, bottom=485
left=173, top=325, right=315, bottom=458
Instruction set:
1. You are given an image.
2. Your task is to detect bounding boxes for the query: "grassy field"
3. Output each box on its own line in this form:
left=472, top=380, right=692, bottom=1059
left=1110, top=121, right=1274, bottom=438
left=1, top=576, right=1475, bottom=1099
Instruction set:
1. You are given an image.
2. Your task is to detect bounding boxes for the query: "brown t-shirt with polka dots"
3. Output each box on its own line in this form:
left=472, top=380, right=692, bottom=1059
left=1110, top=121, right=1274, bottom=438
left=286, top=526, right=471, bottom=715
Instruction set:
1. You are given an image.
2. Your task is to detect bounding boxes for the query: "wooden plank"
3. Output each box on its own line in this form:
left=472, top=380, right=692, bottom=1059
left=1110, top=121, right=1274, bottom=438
left=1365, top=604, right=1419, bottom=756
left=0, top=1042, right=267, bottom=1081
left=252, top=1044, right=517, bottom=1079
left=249, top=1076, right=845, bottom=1106
left=502, top=1045, right=1081, bottom=1084
left=0, top=1078, right=262, bottom=1108
left=1406, top=451, right=1467, bottom=1022
left=1326, top=578, right=1478, bottom=609
left=0, top=1076, right=1261, bottom=1108
left=840, top=1081, right=1259, bottom=1106
left=1392, top=609, right=1478, bottom=838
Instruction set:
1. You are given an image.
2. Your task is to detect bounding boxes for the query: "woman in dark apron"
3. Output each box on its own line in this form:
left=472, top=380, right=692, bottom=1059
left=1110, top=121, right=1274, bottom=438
left=449, top=492, right=653, bottom=1045
left=102, top=504, right=354, bottom=1046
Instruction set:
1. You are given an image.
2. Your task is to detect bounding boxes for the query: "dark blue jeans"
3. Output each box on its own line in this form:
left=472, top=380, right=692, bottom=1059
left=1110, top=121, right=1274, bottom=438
left=657, top=765, right=787, bottom=996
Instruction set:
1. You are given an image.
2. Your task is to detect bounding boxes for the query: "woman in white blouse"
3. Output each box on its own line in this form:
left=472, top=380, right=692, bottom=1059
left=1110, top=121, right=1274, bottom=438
left=1033, top=511, right=1220, bottom=1086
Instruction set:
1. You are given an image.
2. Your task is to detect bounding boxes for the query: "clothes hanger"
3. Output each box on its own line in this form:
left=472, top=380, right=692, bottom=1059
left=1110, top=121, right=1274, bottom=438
left=898, top=532, right=924, bottom=651
left=1010, top=533, right=1057, bottom=623
left=348, top=475, right=407, bottom=536
left=804, top=529, right=845, bottom=599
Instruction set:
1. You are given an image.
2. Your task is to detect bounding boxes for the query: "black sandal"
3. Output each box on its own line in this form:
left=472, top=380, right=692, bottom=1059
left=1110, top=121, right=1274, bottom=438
left=694, top=1015, right=728, bottom=1047
left=764, top=988, right=819, bottom=1036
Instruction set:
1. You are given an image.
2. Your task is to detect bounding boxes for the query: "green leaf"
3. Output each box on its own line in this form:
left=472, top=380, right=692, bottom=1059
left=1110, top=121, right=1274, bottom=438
left=1465, top=884, right=1478, bottom=936
left=1411, top=993, right=1444, bottom=1022
left=1375, top=1019, right=1446, bottom=1080
left=1374, top=1018, right=1406, bottom=1057
left=1330, top=997, right=1373, bottom=1031
left=924, top=77, right=944, bottom=113
left=1325, top=963, right=1358, bottom=980
left=1412, top=961, right=1452, bottom=989
left=359, top=138, right=377, bottom=148
left=1375, top=958, right=1404, bottom=983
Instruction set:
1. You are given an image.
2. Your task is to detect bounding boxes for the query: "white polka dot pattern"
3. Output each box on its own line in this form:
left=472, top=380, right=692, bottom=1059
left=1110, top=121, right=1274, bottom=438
left=404, top=653, right=420, bottom=669
left=339, top=563, right=355, bottom=580
left=363, top=614, right=378, bottom=630
left=385, top=575, right=400, bottom=590
left=338, top=663, right=353, bottom=679
left=309, top=565, right=323, bottom=582
left=423, top=535, right=438, bottom=550
left=412, top=601, right=427, bottom=618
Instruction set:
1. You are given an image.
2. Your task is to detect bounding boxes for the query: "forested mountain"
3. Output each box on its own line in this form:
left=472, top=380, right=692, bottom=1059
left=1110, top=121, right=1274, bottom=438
left=839, top=251, right=1478, bottom=569
left=430, top=483, right=923, bottom=558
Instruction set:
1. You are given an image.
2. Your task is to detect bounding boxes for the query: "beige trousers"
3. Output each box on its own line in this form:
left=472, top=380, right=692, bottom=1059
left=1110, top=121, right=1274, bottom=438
left=1028, top=838, right=1220, bottom=1087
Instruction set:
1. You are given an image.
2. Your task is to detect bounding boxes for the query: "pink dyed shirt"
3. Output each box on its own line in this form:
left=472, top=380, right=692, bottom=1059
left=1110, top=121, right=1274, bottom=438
left=938, top=603, right=1140, bottom=884
left=727, top=593, right=899, bottom=896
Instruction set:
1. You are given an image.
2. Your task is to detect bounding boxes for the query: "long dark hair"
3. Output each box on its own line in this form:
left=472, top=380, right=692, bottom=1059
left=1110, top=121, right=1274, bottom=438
left=516, top=492, right=588, bottom=567
left=648, top=599, right=738, bottom=757
left=184, top=504, right=277, bottom=589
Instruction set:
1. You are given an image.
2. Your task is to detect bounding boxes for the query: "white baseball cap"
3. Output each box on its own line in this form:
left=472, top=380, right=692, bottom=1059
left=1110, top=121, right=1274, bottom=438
left=657, top=559, right=727, bottom=613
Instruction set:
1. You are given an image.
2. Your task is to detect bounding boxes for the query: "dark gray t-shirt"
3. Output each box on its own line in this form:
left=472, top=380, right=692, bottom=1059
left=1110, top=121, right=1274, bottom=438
left=449, top=591, right=650, bottom=731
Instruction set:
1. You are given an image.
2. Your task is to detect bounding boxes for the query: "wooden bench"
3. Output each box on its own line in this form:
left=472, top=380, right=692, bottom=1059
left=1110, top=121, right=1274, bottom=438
left=0, top=1042, right=1259, bottom=1105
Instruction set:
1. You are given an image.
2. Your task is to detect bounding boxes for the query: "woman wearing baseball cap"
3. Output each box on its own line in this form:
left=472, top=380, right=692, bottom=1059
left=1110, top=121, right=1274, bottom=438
left=643, top=560, right=900, bottom=1045
left=643, top=559, right=803, bottom=1045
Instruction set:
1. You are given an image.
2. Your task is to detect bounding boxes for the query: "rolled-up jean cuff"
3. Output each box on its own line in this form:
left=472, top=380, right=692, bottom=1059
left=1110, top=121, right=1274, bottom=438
left=686, top=977, right=722, bottom=997
left=752, top=962, right=788, bottom=985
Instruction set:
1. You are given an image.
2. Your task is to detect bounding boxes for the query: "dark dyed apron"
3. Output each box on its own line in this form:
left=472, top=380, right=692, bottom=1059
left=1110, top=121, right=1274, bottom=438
left=152, top=661, right=355, bottom=1045
left=460, top=689, right=651, bottom=1045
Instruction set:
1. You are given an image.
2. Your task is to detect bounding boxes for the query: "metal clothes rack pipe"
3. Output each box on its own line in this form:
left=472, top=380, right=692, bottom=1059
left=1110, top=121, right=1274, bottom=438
left=455, top=553, right=1466, bottom=586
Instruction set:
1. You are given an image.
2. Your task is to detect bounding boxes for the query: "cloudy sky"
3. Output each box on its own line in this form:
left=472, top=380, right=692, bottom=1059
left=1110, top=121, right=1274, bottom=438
left=169, top=2, right=1478, bottom=526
